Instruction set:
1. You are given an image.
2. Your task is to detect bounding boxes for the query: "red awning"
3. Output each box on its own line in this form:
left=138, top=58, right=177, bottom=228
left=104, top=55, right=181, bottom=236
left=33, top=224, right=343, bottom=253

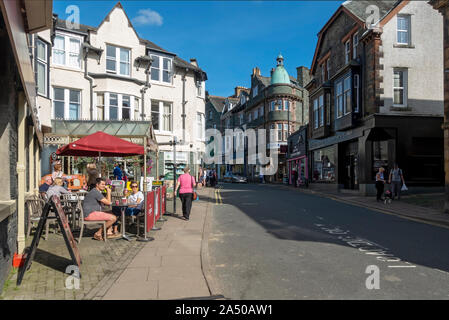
left=56, top=131, right=144, bottom=157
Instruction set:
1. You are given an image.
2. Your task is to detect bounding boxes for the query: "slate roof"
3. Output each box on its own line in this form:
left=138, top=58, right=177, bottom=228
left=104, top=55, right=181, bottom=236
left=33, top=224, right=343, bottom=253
left=342, top=0, right=400, bottom=24
left=207, top=96, right=226, bottom=113
left=54, top=17, right=97, bottom=35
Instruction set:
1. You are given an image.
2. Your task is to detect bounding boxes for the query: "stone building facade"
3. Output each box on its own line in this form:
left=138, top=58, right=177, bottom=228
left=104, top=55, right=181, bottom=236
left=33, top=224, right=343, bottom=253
left=306, top=0, right=444, bottom=194
left=0, top=0, right=52, bottom=293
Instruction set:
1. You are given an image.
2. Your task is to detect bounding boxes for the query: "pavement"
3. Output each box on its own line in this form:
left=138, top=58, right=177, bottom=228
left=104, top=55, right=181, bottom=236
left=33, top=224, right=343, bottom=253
left=99, top=186, right=220, bottom=300
left=280, top=184, right=449, bottom=229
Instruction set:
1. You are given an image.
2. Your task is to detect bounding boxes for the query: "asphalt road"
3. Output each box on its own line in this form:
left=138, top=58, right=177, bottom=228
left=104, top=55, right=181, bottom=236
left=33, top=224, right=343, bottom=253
left=207, top=183, right=449, bottom=299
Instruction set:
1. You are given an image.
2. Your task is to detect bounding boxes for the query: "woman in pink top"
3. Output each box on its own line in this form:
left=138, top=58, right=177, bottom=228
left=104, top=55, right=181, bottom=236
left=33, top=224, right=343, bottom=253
left=175, top=166, right=197, bottom=220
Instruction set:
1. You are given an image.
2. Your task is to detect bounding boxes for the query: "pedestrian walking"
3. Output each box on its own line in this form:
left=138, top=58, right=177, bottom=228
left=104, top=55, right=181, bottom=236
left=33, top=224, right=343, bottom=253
left=388, top=163, right=405, bottom=200
left=175, top=166, right=197, bottom=221
left=375, top=167, right=386, bottom=202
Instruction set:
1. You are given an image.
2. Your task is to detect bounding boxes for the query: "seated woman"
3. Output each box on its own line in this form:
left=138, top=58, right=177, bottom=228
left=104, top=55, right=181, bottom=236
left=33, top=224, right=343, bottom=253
left=46, top=177, right=71, bottom=199
left=111, top=181, right=144, bottom=235
left=82, top=178, right=117, bottom=241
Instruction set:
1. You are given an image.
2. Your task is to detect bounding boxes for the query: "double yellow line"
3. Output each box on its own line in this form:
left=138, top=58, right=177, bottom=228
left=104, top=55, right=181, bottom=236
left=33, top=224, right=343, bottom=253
left=215, top=189, right=223, bottom=204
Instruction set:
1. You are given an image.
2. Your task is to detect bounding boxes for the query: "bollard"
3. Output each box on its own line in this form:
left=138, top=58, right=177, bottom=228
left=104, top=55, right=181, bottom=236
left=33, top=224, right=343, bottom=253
left=151, top=187, right=161, bottom=231
left=158, top=186, right=167, bottom=222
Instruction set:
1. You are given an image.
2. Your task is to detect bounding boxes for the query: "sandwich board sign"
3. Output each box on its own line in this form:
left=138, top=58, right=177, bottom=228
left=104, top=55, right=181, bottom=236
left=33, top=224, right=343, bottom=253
left=17, top=196, right=81, bottom=285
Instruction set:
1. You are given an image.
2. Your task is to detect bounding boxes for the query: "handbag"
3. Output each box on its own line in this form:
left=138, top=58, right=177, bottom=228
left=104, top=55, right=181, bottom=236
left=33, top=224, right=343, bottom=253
left=192, top=175, right=198, bottom=201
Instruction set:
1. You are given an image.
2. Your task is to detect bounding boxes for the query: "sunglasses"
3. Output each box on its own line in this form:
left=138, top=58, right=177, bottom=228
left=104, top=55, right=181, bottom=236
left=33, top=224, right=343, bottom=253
left=131, top=185, right=138, bottom=188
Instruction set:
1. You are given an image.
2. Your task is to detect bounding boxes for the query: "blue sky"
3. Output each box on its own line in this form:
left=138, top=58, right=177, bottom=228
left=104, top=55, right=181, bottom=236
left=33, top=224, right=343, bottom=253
left=53, top=1, right=343, bottom=97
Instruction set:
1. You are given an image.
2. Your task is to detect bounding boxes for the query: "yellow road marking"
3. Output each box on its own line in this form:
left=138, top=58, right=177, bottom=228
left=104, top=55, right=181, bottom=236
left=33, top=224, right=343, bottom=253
left=215, top=189, right=223, bottom=204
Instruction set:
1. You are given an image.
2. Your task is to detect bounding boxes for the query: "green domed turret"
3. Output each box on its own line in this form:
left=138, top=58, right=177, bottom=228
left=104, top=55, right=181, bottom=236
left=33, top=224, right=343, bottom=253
left=271, top=54, right=290, bottom=85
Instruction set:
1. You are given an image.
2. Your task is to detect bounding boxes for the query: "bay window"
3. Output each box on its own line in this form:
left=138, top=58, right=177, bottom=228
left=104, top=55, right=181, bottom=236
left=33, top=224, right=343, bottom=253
left=122, top=95, right=131, bottom=120
left=319, top=95, right=324, bottom=127
left=134, top=98, right=140, bottom=120
left=284, top=100, right=290, bottom=111
left=344, top=76, right=352, bottom=114
left=109, top=93, right=118, bottom=120
left=352, top=33, right=359, bottom=59
left=277, top=124, right=283, bottom=141
left=313, top=98, right=319, bottom=129
left=276, top=99, right=282, bottom=111
left=270, top=101, right=275, bottom=111
left=97, top=93, right=104, bottom=120
left=283, top=124, right=289, bottom=141
left=53, top=87, right=81, bottom=120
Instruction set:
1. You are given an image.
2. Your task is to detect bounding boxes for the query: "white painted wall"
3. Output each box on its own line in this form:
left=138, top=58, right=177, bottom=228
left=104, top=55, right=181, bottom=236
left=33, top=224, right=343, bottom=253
left=36, top=4, right=206, bottom=156
left=379, top=1, right=443, bottom=116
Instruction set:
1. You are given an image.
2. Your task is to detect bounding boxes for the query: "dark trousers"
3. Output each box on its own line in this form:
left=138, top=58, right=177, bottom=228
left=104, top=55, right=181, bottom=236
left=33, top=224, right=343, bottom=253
left=391, top=181, right=401, bottom=200
left=180, top=193, right=193, bottom=219
left=375, top=181, right=384, bottom=201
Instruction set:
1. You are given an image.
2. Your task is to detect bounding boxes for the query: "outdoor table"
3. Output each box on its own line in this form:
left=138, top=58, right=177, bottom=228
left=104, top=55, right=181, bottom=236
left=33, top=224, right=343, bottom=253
left=63, top=197, right=82, bottom=230
left=112, top=204, right=134, bottom=241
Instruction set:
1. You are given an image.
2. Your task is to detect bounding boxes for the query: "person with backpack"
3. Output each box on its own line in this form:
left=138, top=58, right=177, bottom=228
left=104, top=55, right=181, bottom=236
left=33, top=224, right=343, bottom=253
left=389, top=163, right=405, bottom=200
left=175, top=166, right=197, bottom=221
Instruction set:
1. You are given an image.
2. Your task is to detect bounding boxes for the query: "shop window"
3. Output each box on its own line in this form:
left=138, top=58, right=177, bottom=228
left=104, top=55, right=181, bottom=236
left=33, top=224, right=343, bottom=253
left=312, top=146, right=336, bottom=182
left=372, top=140, right=389, bottom=179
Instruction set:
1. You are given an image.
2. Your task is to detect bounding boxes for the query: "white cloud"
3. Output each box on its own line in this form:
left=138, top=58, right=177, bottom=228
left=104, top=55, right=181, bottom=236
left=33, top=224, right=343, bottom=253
left=132, top=9, right=163, bottom=26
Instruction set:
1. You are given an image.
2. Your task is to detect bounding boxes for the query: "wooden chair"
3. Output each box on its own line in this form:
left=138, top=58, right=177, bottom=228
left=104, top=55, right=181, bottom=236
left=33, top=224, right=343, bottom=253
left=77, top=205, right=107, bottom=243
left=26, top=196, right=58, bottom=240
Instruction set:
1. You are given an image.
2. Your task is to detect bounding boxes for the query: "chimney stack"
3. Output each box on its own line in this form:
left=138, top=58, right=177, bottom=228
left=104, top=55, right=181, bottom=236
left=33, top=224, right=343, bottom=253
left=190, top=58, right=198, bottom=67
left=296, top=66, right=311, bottom=87
left=252, top=67, right=261, bottom=76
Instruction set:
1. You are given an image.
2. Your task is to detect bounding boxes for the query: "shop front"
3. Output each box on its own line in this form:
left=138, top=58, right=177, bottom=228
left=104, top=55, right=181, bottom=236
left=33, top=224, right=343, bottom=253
left=287, top=127, right=308, bottom=186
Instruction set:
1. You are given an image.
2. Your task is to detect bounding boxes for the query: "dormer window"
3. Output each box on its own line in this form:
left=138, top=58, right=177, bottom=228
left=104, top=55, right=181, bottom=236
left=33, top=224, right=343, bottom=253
left=253, top=85, right=258, bottom=97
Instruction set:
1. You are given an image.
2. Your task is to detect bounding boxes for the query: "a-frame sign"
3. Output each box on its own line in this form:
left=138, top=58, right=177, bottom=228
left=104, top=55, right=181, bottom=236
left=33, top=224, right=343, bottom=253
left=17, top=196, right=82, bottom=285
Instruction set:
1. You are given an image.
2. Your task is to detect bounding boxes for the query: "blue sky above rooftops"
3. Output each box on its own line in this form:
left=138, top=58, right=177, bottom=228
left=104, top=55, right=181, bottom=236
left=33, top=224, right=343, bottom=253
left=53, top=1, right=343, bottom=97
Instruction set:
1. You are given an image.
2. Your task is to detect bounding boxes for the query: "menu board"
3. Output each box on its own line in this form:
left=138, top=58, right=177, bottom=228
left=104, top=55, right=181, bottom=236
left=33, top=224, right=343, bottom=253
left=17, top=196, right=81, bottom=286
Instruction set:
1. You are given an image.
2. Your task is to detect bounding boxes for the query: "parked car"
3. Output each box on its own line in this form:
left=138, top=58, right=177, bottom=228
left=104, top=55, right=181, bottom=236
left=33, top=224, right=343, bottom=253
left=231, top=175, right=248, bottom=183
left=223, top=173, right=247, bottom=183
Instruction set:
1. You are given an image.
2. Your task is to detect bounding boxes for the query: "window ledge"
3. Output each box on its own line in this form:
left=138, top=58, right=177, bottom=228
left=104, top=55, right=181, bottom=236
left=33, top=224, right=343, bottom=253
left=150, top=81, right=175, bottom=89
left=52, top=65, right=83, bottom=72
left=154, top=130, right=173, bottom=136
left=0, top=200, right=16, bottom=223
left=393, top=44, right=415, bottom=49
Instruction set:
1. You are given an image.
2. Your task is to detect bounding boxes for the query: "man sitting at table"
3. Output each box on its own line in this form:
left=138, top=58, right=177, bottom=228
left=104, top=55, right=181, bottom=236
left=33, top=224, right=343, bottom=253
left=111, top=181, right=144, bottom=235
left=82, top=177, right=117, bottom=241
left=39, top=176, right=53, bottom=197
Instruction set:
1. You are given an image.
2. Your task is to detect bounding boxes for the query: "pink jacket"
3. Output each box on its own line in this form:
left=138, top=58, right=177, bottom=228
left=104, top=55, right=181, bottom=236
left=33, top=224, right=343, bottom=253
left=177, top=174, right=196, bottom=194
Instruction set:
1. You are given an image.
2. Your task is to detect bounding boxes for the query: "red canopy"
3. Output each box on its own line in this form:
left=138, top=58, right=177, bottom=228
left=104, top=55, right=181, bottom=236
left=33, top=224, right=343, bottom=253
left=56, top=131, right=144, bottom=157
